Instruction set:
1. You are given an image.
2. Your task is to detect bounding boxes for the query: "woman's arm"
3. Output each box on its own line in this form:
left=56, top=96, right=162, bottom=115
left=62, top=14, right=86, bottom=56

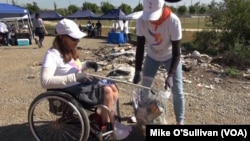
left=41, top=67, right=77, bottom=89
left=168, top=40, right=181, bottom=77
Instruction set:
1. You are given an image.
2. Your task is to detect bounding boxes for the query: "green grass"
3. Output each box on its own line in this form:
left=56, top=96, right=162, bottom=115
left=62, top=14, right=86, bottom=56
left=45, top=17, right=209, bottom=38
left=180, top=17, right=208, bottom=29
left=59, top=17, right=209, bottom=29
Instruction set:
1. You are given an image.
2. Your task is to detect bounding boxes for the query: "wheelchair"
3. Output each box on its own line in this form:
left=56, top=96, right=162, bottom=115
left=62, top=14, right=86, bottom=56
left=28, top=89, right=118, bottom=141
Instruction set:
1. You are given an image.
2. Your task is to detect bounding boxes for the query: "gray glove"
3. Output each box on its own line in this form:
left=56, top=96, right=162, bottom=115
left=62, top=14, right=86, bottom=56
left=75, top=73, right=94, bottom=83
left=86, top=61, right=98, bottom=72
left=133, top=71, right=141, bottom=84
left=165, top=76, right=173, bottom=89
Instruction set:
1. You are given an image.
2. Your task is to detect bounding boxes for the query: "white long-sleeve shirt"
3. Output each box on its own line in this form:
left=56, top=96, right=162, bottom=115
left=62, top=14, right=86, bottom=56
left=41, top=48, right=88, bottom=89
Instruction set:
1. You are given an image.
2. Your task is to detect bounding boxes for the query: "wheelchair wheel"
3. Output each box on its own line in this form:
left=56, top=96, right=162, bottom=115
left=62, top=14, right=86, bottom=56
left=28, top=91, right=90, bottom=141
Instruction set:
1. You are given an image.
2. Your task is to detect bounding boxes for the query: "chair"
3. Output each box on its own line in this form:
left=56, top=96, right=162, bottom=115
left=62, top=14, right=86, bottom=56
left=28, top=89, right=117, bottom=141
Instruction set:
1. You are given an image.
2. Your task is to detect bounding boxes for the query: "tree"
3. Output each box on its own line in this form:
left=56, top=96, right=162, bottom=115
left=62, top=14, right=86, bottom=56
left=198, top=4, right=207, bottom=14
left=11, top=0, right=16, bottom=5
left=54, top=2, right=57, bottom=10
left=100, top=2, right=114, bottom=14
left=193, top=0, right=250, bottom=67
left=119, top=3, right=132, bottom=15
left=133, top=2, right=143, bottom=12
left=68, top=5, right=80, bottom=15
left=209, top=0, right=250, bottom=46
left=25, top=2, right=40, bottom=14
left=169, top=6, right=177, bottom=13
left=189, top=5, right=196, bottom=15
left=177, top=5, right=187, bottom=16
left=57, top=8, right=68, bottom=16
left=82, top=2, right=100, bottom=13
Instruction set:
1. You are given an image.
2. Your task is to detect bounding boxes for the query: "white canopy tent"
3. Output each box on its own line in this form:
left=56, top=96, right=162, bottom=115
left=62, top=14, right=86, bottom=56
left=124, top=11, right=143, bottom=20
left=0, top=14, right=29, bottom=21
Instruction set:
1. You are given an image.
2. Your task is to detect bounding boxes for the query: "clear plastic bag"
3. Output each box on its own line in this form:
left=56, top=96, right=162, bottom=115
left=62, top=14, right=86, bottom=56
left=132, top=89, right=170, bottom=125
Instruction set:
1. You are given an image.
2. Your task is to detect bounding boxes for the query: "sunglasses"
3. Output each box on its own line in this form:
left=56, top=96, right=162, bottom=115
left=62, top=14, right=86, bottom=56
left=66, top=35, right=79, bottom=41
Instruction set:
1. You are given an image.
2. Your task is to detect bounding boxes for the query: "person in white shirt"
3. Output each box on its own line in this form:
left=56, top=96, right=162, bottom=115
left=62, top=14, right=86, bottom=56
left=0, top=21, right=9, bottom=46
left=41, top=18, right=131, bottom=140
left=122, top=20, right=130, bottom=43
left=133, top=0, right=185, bottom=125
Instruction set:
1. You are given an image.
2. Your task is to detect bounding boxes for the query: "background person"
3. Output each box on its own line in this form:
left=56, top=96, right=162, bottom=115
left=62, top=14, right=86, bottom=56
left=0, top=21, right=9, bottom=46
left=122, top=20, right=130, bottom=43
left=33, top=13, right=47, bottom=48
left=40, top=18, right=131, bottom=140
left=133, top=0, right=185, bottom=125
left=95, top=20, right=102, bottom=37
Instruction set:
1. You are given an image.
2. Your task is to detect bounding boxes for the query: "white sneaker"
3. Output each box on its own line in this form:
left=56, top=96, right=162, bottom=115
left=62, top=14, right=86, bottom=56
left=115, top=120, right=132, bottom=132
left=114, top=126, right=130, bottom=140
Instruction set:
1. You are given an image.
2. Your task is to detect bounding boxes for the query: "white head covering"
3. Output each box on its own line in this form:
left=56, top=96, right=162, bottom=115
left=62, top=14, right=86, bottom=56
left=56, top=18, right=87, bottom=39
left=142, top=0, right=165, bottom=21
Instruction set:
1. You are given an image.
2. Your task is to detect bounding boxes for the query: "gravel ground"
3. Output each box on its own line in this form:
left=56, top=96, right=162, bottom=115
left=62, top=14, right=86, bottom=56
left=0, top=36, right=249, bottom=141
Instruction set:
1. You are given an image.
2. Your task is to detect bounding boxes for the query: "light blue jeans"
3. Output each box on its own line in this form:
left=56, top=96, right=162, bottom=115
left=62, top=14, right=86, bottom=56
left=141, top=55, right=185, bottom=123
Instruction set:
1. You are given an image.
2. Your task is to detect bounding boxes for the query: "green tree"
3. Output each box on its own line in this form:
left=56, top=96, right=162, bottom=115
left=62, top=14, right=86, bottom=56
left=169, top=6, right=177, bottom=13
left=210, top=0, right=250, bottom=48
left=177, top=5, right=187, bottom=16
left=54, top=2, right=57, bottom=10
left=189, top=5, right=196, bottom=14
left=82, top=2, right=100, bottom=13
left=100, top=2, right=114, bottom=14
left=25, top=2, right=40, bottom=14
left=193, top=0, right=250, bottom=68
left=68, top=5, right=80, bottom=15
left=119, top=3, right=132, bottom=15
left=133, top=2, right=143, bottom=12
left=57, top=8, right=68, bottom=16
left=11, top=0, right=16, bottom=5
left=198, top=4, right=207, bottom=14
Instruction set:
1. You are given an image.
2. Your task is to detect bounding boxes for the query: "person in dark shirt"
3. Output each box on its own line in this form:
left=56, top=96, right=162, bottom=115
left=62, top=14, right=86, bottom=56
left=95, top=20, right=102, bottom=37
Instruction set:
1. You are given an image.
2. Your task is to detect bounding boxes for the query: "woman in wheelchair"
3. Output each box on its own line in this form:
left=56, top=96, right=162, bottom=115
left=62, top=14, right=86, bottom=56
left=40, top=18, right=131, bottom=140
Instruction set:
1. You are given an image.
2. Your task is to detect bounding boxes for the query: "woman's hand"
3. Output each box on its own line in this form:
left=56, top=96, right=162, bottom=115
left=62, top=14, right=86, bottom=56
left=86, top=61, right=98, bottom=72
left=75, top=72, right=94, bottom=83
left=165, top=76, right=173, bottom=89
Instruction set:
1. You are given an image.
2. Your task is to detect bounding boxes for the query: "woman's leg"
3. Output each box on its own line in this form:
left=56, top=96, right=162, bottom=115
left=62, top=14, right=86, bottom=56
left=110, top=84, right=118, bottom=113
left=142, top=55, right=161, bottom=87
left=39, top=33, right=44, bottom=47
left=164, top=59, right=185, bottom=124
left=101, top=85, right=118, bottom=124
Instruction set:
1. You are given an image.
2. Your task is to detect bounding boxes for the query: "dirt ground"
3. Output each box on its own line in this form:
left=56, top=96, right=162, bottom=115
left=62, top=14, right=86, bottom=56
left=0, top=36, right=249, bottom=141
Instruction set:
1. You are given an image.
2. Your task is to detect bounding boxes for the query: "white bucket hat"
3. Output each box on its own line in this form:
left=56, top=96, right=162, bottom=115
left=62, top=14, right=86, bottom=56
left=143, top=0, right=165, bottom=21
left=56, top=18, right=87, bottom=39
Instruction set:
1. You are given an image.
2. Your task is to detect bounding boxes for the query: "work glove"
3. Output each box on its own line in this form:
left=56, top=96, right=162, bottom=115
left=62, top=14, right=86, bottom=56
left=133, top=71, right=141, bottom=84
left=165, top=76, right=173, bottom=89
left=75, top=72, right=94, bottom=84
left=86, top=61, right=98, bottom=72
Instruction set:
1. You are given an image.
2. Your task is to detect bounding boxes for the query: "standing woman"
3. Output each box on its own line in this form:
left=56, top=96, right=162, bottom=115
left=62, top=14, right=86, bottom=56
left=33, top=13, right=47, bottom=48
left=133, top=0, right=185, bottom=125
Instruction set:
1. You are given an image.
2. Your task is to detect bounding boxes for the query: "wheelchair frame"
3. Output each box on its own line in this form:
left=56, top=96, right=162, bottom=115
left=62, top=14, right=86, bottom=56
left=28, top=90, right=116, bottom=141
left=28, top=75, right=151, bottom=141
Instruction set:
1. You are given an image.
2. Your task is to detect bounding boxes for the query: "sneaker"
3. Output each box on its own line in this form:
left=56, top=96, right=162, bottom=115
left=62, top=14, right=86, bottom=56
left=114, top=126, right=130, bottom=140
left=114, top=120, right=132, bottom=132
left=101, top=123, right=130, bottom=141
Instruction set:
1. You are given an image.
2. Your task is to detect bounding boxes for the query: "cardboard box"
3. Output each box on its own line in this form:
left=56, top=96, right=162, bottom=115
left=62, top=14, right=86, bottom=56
left=17, top=39, right=29, bottom=46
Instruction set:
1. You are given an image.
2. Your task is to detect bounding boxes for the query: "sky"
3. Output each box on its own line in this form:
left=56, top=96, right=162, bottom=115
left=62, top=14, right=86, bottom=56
left=0, top=0, right=222, bottom=9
